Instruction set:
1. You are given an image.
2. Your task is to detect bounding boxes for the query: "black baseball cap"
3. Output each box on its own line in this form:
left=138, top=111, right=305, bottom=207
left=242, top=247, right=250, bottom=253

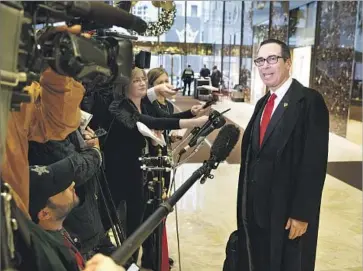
left=29, top=157, right=76, bottom=222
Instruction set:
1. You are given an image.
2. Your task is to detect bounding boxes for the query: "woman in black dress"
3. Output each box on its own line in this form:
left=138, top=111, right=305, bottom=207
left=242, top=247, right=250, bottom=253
left=103, top=67, right=207, bottom=262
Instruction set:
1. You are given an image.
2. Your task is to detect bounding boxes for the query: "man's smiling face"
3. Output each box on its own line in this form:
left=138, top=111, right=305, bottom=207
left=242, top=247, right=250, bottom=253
left=256, top=42, right=291, bottom=91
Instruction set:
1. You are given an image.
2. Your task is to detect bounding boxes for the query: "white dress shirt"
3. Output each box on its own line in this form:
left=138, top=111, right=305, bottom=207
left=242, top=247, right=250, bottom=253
left=260, top=77, right=293, bottom=123
left=270, top=77, right=293, bottom=115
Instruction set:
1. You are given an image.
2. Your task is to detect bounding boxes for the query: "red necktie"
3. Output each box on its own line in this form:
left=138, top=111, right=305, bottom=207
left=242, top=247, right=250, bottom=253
left=260, top=93, right=277, bottom=146
left=61, top=230, right=85, bottom=270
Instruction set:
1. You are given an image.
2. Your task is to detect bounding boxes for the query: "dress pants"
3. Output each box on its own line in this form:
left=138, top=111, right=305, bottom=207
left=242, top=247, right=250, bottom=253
left=183, top=80, right=192, bottom=96
left=247, top=184, right=303, bottom=271
left=247, top=209, right=271, bottom=271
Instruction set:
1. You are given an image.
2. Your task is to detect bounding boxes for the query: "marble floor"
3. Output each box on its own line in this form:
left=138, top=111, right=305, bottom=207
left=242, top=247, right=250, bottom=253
left=162, top=99, right=362, bottom=271
left=347, top=119, right=363, bottom=146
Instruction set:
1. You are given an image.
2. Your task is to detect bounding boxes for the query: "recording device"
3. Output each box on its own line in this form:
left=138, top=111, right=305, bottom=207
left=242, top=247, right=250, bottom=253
left=179, top=110, right=227, bottom=155
left=88, top=128, right=107, bottom=139
left=0, top=1, right=148, bottom=111
left=111, top=124, right=241, bottom=265
left=202, top=100, right=215, bottom=109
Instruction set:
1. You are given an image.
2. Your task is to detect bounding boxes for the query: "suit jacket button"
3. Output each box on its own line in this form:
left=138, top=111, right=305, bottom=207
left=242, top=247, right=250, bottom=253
left=250, top=179, right=255, bottom=183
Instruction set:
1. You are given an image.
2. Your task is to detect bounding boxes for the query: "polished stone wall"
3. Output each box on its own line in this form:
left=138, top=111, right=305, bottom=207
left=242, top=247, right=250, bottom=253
left=311, top=1, right=358, bottom=137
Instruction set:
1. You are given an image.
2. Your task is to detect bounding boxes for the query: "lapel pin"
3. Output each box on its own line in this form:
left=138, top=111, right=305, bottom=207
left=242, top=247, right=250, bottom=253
left=284, top=103, right=288, bottom=108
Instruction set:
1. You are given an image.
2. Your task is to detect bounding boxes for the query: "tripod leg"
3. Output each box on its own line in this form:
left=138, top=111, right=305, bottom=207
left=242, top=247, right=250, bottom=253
left=96, top=174, right=122, bottom=247
left=99, top=170, right=127, bottom=242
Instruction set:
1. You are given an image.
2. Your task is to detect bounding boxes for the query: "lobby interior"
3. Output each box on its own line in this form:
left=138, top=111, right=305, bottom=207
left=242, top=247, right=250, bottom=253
left=117, top=1, right=363, bottom=270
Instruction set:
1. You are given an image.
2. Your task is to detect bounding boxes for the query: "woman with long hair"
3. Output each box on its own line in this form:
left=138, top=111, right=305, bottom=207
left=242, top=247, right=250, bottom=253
left=141, top=67, right=210, bottom=269
left=103, top=67, right=207, bottom=263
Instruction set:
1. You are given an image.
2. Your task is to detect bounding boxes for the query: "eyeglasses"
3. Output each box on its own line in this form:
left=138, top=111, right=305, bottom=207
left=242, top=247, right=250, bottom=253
left=254, top=55, right=285, bottom=67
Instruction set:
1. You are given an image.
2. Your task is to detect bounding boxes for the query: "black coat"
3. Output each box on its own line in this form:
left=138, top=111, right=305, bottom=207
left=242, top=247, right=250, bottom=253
left=236, top=79, right=329, bottom=271
left=28, top=132, right=104, bottom=254
left=104, top=98, right=182, bottom=200
left=104, top=98, right=184, bottom=238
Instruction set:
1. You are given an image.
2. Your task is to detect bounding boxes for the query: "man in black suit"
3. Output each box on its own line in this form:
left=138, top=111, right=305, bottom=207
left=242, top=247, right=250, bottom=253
left=236, top=39, right=329, bottom=271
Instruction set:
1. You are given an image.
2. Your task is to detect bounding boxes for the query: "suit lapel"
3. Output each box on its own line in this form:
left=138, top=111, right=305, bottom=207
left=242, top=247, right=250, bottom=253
left=241, top=94, right=269, bottom=157
left=259, top=79, right=305, bottom=152
left=252, top=101, right=265, bottom=150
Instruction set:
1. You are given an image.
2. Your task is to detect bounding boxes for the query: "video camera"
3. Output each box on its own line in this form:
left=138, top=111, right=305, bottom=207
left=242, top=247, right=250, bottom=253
left=0, top=1, right=150, bottom=111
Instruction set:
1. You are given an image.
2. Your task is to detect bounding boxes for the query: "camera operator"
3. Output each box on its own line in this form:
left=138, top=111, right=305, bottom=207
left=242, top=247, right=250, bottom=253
left=103, top=67, right=208, bottom=263
left=0, top=25, right=86, bottom=215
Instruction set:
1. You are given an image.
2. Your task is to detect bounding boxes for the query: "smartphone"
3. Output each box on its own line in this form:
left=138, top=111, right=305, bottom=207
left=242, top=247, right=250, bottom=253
left=202, top=100, right=215, bottom=109
left=89, top=128, right=107, bottom=139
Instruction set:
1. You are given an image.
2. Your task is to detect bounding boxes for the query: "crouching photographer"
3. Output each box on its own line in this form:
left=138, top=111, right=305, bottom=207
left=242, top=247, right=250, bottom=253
left=18, top=153, right=125, bottom=271
left=28, top=125, right=117, bottom=260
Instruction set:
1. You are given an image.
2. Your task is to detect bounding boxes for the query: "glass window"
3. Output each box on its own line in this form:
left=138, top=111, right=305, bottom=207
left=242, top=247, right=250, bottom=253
left=289, top=2, right=317, bottom=47
left=160, top=1, right=185, bottom=43
left=191, top=5, right=198, bottom=17
left=176, top=3, right=183, bottom=16
left=240, top=1, right=254, bottom=99
left=223, top=1, right=242, bottom=89
left=223, top=1, right=242, bottom=44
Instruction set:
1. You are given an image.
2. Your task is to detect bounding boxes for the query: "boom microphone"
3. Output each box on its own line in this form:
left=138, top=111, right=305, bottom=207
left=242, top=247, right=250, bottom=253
left=210, top=124, right=241, bottom=162
left=200, top=124, right=240, bottom=184
left=111, top=124, right=240, bottom=265
left=35, top=1, right=148, bottom=34
left=179, top=113, right=226, bottom=155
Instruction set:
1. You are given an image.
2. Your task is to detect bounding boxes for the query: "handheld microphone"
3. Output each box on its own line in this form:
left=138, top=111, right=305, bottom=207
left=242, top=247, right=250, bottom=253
left=179, top=113, right=226, bottom=155
left=63, top=1, right=148, bottom=34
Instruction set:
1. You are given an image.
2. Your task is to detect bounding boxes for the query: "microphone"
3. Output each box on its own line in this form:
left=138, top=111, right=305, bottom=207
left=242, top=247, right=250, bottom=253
left=200, top=124, right=240, bottom=184
left=171, top=126, right=200, bottom=156
left=64, top=1, right=148, bottom=34
left=111, top=124, right=240, bottom=265
left=179, top=113, right=226, bottom=155
left=210, top=124, right=241, bottom=162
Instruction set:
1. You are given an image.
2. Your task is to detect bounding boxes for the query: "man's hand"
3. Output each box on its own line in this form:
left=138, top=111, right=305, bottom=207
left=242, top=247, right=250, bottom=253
left=285, top=218, right=308, bottom=239
left=84, top=254, right=125, bottom=271
left=191, top=104, right=211, bottom=116
left=83, top=127, right=100, bottom=149
left=153, top=83, right=176, bottom=99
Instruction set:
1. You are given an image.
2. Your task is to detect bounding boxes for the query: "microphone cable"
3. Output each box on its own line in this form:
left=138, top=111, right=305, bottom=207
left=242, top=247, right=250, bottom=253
left=168, top=138, right=205, bottom=271
left=171, top=155, right=182, bottom=271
